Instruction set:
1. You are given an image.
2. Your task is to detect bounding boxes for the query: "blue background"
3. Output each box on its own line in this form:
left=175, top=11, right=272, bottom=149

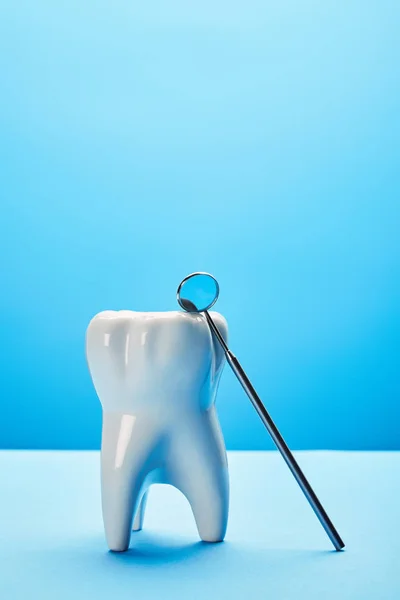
left=0, top=1, right=399, bottom=450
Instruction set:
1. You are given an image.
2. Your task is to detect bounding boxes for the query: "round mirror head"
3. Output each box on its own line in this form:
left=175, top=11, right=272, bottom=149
left=177, top=272, right=219, bottom=312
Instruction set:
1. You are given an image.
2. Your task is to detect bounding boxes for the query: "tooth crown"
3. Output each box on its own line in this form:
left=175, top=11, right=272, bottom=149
left=86, top=310, right=227, bottom=415
left=86, top=309, right=229, bottom=551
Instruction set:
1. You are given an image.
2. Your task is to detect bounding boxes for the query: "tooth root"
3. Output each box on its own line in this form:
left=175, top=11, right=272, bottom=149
left=185, top=469, right=229, bottom=543
left=169, top=409, right=229, bottom=543
left=132, top=491, right=148, bottom=532
left=101, top=413, right=152, bottom=552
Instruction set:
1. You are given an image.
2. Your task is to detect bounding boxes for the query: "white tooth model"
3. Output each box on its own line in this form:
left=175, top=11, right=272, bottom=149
left=86, top=310, right=229, bottom=552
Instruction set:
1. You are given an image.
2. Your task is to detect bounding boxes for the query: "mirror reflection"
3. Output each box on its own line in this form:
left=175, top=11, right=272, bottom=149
left=177, top=273, right=219, bottom=312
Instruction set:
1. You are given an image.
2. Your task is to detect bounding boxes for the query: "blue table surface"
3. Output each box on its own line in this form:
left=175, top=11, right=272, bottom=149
left=0, top=451, right=398, bottom=599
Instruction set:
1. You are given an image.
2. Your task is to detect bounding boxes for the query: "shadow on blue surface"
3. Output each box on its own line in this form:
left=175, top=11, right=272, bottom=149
left=104, top=530, right=338, bottom=567
left=108, top=533, right=217, bottom=565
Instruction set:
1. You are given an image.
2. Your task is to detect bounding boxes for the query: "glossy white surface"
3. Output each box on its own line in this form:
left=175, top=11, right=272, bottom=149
left=86, top=310, right=229, bottom=552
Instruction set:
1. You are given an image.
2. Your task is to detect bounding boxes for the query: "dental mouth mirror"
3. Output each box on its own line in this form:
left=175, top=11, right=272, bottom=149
left=177, top=272, right=345, bottom=551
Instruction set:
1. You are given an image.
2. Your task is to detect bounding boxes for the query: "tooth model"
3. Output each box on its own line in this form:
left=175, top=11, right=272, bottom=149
left=86, top=310, right=229, bottom=551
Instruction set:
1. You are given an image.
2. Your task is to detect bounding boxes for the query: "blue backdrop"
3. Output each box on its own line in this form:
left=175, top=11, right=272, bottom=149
left=0, top=1, right=399, bottom=450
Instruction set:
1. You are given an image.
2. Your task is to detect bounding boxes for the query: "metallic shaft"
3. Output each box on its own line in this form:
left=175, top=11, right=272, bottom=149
left=204, top=311, right=345, bottom=551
